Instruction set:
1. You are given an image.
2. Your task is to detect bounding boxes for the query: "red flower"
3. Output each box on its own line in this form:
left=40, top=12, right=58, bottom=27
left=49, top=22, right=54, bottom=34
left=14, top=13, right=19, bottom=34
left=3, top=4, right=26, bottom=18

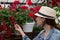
left=28, top=12, right=37, bottom=19
left=10, top=16, right=17, bottom=24
left=21, top=6, right=28, bottom=9
left=1, top=20, right=7, bottom=30
left=0, top=26, right=2, bottom=32
left=57, top=0, right=60, bottom=2
left=35, top=6, right=41, bottom=12
left=0, top=5, right=2, bottom=10
left=10, top=16, right=15, bottom=22
left=6, top=27, right=11, bottom=37
left=30, top=8, right=38, bottom=13
left=10, top=4, right=17, bottom=12
left=20, top=6, right=28, bottom=12
left=13, top=0, right=20, bottom=5
left=10, top=16, right=15, bottom=21
left=51, top=1, right=56, bottom=6
left=0, top=34, right=4, bottom=40
left=14, top=21, right=17, bottom=24
left=27, top=0, right=32, bottom=5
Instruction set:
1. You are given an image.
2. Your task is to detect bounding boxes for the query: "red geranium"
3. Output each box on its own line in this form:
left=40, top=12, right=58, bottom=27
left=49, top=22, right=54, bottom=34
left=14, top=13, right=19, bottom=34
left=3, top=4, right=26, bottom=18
left=20, top=6, right=28, bottom=9
left=27, top=0, right=32, bottom=5
left=1, top=20, right=7, bottom=31
left=35, top=6, right=41, bottom=12
left=0, top=5, right=2, bottom=10
left=0, top=26, right=2, bottom=32
left=10, top=16, right=17, bottom=24
left=51, top=1, right=56, bottom=6
left=6, top=27, right=11, bottom=37
left=10, top=4, right=17, bottom=12
left=13, top=0, right=20, bottom=5
left=0, top=34, right=4, bottom=40
left=57, top=0, right=60, bottom=2
left=20, top=6, right=28, bottom=12
left=28, top=12, right=37, bottom=19
left=30, top=8, right=38, bottom=13
left=10, top=16, right=15, bottom=22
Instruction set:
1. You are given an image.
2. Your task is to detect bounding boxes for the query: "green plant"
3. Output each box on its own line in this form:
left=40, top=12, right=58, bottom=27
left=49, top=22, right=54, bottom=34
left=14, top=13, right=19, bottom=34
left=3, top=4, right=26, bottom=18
left=53, top=7, right=60, bottom=25
left=15, top=9, right=34, bottom=26
left=0, top=6, right=35, bottom=40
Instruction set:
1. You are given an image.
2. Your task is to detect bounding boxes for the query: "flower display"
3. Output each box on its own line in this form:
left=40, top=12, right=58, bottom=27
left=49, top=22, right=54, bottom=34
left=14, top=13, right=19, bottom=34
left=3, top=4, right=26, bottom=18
left=13, top=0, right=20, bottom=5
left=53, top=7, right=60, bottom=25
left=0, top=3, right=36, bottom=39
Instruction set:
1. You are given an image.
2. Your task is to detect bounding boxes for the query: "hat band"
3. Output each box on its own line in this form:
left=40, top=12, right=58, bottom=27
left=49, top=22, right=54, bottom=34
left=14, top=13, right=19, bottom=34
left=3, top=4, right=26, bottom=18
left=38, top=12, right=54, bottom=18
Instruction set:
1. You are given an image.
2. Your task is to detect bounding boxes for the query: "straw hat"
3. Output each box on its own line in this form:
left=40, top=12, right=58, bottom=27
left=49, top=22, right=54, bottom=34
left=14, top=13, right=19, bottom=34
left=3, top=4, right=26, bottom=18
left=35, top=6, right=57, bottom=19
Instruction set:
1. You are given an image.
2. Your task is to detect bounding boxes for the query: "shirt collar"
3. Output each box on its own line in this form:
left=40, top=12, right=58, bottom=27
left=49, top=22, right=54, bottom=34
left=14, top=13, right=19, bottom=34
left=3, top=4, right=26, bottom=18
left=46, top=28, right=55, bottom=40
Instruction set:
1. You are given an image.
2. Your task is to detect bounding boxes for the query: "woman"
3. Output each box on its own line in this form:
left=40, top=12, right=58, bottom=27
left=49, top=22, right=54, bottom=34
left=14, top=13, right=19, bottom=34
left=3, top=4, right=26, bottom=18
left=14, top=6, right=60, bottom=40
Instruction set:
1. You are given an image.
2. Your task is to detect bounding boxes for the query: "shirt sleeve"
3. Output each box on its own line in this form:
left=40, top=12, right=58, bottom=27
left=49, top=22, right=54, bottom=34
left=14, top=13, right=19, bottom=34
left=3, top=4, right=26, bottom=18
left=23, top=30, right=44, bottom=40
left=33, top=34, right=40, bottom=40
left=23, top=35, right=30, bottom=40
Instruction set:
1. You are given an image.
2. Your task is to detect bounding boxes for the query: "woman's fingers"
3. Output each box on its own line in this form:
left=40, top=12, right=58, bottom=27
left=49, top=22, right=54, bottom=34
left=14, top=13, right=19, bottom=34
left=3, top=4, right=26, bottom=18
left=14, top=24, right=22, bottom=30
left=14, top=24, right=19, bottom=30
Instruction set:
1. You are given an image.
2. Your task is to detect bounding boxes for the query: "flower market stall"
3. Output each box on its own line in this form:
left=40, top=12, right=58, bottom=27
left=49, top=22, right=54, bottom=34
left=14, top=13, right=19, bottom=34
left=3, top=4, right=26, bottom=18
left=0, top=0, right=60, bottom=40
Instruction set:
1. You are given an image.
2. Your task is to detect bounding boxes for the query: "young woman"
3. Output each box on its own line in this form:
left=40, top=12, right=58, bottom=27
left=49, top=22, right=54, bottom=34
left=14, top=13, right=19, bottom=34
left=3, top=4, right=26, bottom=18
left=14, top=6, right=60, bottom=40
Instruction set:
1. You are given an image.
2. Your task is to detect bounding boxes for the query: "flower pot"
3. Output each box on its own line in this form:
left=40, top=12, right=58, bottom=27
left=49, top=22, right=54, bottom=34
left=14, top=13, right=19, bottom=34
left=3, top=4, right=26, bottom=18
left=23, top=22, right=35, bottom=32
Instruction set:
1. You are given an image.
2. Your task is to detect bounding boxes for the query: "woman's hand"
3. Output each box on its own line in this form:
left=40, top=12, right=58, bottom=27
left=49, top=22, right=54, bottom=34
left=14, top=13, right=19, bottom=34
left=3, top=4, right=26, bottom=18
left=14, top=24, right=22, bottom=31
left=14, top=24, right=25, bottom=37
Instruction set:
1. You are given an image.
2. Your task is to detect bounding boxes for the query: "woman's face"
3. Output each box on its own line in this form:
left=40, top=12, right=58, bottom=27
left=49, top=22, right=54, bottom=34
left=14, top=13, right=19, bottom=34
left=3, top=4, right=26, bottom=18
left=36, top=17, right=45, bottom=27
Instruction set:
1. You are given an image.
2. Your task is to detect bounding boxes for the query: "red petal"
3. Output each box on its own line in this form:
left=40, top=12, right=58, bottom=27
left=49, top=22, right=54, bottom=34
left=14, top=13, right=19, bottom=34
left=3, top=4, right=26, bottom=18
left=30, top=8, right=38, bottom=13
left=9, top=4, right=17, bottom=10
left=0, top=5, right=2, bottom=10
left=1, top=20, right=7, bottom=30
left=21, top=6, right=28, bottom=9
left=0, top=34, right=4, bottom=40
left=10, top=16, right=17, bottom=24
left=35, top=6, right=41, bottom=12
left=13, top=1, right=20, bottom=5
left=27, top=0, right=32, bottom=5
left=51, top=1, right=56, bottom=6
left=10, top=16, right=15, bottom=21
left=14, top=21, right=17, bottom=24
left=0, top=26, right=2, bottom=32
left=28, top=12, right=37, bottom=19
left=57, top=0, right=60, bottom=2
left=6, top=28, right=11, bottom=37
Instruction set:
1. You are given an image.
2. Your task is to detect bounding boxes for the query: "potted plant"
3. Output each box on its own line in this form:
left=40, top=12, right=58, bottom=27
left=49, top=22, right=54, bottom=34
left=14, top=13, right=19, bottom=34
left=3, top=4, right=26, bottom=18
left=53, top=7, right=60, bottom=29
left=15, top=8, right=35, bottom=32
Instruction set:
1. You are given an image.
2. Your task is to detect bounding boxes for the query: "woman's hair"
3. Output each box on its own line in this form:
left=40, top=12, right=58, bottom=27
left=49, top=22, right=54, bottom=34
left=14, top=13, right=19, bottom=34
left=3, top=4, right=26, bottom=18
left=34, top=16, right=60, bottom=30
left=45, top=18, right=59, bottom=29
